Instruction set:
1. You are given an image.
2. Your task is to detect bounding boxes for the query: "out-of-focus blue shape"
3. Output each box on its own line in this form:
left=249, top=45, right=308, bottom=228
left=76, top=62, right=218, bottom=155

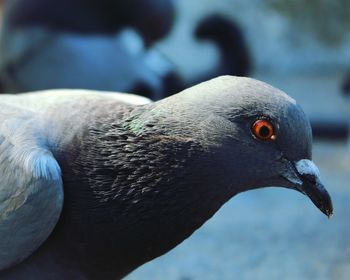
left=0, top=1, right=253, bottom=99
left=0, top=0, right=179, bottom=99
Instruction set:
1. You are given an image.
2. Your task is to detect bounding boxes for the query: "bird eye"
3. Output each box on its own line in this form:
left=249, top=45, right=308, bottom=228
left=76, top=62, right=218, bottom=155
left=251, top=119, right=276, bottom=141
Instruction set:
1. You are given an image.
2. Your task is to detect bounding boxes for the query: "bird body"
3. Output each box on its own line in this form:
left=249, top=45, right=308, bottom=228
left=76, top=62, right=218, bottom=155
left=0, top=77, right=333, bottom=279
left=0, top=90, right=149, bottom=274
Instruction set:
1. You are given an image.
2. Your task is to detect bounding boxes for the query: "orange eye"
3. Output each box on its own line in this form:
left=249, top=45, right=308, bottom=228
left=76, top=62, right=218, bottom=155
left=251, top=119, right=276, bottom=141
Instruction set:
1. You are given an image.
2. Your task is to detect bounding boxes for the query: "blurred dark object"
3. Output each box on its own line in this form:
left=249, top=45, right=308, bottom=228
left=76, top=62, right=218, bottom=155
left=341, top=73, right=350, bottom=96
left=311, top=120, right=348, bottom=140
left=340, top=72, right=350, bottom=148
left=162, top=14, right=253, bottom=95
left=163, top=14, right=252, bottom=95
left=194, top=14, right=251, bottom=78
left=311, top=71, right=349, bottom=140
left=0, top=2, right=252, bottom=99
left=5, top=0, right=175, bottom=46
left=0, top=0, right=179, bottom=99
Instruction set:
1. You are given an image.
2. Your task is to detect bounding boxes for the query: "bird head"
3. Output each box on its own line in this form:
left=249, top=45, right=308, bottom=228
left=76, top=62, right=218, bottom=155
left=153, top=76, right=333, bottom=217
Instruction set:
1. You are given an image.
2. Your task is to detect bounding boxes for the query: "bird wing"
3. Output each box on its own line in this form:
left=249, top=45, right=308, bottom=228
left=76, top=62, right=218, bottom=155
left=0, top=103, right=64, bottom=271
left=0, top=89, right=151, bottom=112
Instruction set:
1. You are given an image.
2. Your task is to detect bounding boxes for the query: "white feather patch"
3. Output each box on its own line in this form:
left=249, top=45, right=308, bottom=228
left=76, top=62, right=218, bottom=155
left=2, top=117, right=61, bottom=181
left=17, top=149, right=61, bottom=181
left=0, top=108, right=63, bottom=270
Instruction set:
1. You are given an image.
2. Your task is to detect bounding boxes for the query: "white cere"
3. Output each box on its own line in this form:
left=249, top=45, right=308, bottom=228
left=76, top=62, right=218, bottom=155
left=295, top=159, right=321, bottom=178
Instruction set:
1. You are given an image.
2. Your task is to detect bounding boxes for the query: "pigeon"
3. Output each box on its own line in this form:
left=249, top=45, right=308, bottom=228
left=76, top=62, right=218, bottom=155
left=2, top=0, right=175, bottom=44
left=0, top=0, right=176, bottom=99
left=194, top=14, right=251, bottom=78
left=157, top=14, right=253, bottom=97
left=0, top=26, right=174, bottom=99
left=0, top=0, right=255, bottom=100
left=0, top=76, right=333, bottom=279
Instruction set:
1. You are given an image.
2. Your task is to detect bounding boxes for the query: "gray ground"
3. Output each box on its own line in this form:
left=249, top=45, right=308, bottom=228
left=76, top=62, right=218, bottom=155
left=126, top=74, right=350, bottom=280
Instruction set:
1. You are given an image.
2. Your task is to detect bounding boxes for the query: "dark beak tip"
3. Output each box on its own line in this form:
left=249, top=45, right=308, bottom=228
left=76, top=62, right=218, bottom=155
left=300, top=178, right=334, bottom=219
left=324, top=202, right=334, bottom=219
left=319, top=192, right=334, bottom=219
left=292, top=159, right=334, bottom=219
left=323, top=208, right=333, bottom=219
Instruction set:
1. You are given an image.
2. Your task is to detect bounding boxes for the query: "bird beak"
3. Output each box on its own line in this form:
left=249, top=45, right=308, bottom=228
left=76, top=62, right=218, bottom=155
left=292, top=159, right=333, bottom=218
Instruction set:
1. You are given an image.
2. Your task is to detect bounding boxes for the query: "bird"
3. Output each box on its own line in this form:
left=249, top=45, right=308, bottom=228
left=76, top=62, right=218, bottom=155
left=0, top=0, right=177, bottom=99
left=0, top=76, right=333, bottom=279
left=147, top=14, right=254, bottom=97
left=1, top=0, right=175, bottom=44
left=0, top=1, right=254, bottom=100
left=194, top=14, right=251, bottom=79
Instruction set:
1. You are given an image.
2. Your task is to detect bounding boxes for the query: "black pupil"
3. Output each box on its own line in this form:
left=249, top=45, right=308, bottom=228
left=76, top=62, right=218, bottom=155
left=259, top=125, right=270, bottom=138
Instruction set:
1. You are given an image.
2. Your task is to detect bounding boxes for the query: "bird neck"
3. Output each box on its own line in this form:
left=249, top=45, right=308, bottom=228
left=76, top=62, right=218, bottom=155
left=52, top=109, right=235, bottom=279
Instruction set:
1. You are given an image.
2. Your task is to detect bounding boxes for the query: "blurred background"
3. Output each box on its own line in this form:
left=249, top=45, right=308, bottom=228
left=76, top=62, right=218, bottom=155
left=0, top=0, right=349, bottom=279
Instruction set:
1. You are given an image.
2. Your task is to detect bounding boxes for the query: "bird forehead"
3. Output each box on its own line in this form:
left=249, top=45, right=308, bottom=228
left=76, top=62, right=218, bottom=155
left=216, top=91, right=297, bottom=124
left=200, top=76, right=297, bottom=113
left=281, top=103, right=311, bottom=137
left=273, top=103, right=312, bottom=160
